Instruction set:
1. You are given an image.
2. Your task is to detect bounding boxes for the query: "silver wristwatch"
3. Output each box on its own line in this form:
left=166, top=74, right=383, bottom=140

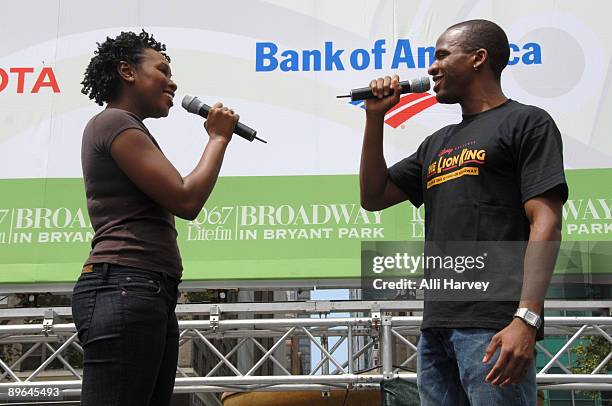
left=514, top=308, right=542, bottom=329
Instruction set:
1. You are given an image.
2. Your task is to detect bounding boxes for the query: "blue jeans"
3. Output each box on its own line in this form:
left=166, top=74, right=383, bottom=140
left=417, top=328, right=536, bottom=406
left=71, top=263, right=180, bottom=406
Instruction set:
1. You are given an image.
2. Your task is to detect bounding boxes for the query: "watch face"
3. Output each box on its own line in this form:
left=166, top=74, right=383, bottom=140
left=515, top=308, right=540, bottom=327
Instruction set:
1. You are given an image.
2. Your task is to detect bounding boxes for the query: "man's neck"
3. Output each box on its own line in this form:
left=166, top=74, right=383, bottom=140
left=460, top=81, right=508, bottom=115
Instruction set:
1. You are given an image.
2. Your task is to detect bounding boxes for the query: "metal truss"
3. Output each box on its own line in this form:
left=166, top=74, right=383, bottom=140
left=0, top=300, right=609, bottom=398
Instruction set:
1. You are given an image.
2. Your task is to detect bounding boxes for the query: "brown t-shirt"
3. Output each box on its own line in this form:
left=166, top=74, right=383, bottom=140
left=81, top=108, right=182, bottom=279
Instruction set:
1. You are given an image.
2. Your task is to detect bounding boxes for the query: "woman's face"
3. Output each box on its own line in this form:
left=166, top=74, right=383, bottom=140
left=131, top=48, right=177, bottom=118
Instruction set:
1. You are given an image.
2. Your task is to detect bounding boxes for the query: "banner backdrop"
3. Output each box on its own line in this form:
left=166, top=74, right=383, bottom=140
left=0, top=0, right=610, bottom=283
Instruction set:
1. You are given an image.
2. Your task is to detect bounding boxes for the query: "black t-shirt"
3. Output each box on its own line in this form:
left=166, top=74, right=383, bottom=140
left=388, top=99, right=568, bottom=332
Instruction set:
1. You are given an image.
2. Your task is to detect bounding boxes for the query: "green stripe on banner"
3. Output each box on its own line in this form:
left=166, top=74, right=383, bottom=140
left=0, top=169, right=609, bottom=284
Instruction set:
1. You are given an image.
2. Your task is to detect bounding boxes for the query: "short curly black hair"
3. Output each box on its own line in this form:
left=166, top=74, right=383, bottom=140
left=81, top=30, right=170, bottom=106
left=447, top=19, right=510, bottom=80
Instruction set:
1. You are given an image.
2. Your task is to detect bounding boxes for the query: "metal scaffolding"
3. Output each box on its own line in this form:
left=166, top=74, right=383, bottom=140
left=0, top=300, right=609, bottom=400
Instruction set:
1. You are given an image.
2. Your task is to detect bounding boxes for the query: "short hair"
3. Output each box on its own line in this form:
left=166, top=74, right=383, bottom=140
left=447, top=19, right=510, bottom=79
left=81, top=30, right=170, bottom=106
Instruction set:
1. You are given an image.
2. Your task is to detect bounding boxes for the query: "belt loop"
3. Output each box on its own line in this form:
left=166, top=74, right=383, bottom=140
left=101, top=263, right=110, bottom=280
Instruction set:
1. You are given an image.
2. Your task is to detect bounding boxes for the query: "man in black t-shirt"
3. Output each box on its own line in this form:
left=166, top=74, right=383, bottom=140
left=360, top=20, right=567, bottom=405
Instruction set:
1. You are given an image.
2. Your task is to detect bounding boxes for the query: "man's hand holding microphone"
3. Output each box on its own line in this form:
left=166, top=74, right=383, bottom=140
left=364, top=74, right=403, bottom=118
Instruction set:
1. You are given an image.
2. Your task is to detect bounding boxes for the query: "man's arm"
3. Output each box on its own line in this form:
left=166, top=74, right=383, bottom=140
left=517, top=186, right=564, bottom=314
left=360, top=75, right=409, bottom=211
left=483, top=186, right=564, bottom=386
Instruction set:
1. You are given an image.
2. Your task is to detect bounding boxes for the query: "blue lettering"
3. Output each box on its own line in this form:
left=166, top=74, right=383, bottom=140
left=255, top=42, right=278, bottom=72
left=280, top=50, right=299, bottom=71
left=325, top=42, right=345, bottom=70
left=522, top=43, right=542, bottom=65
left=508, top=43, right=520, bottom=65
left=371, top=39, right=386, bottom=69
left=350, top=49, right=370, bottom=70
left=255, top=40, right=542, bottom=72
left=391, top=39, right=416, bottom=69
left=417, top=46, right=435, bottom=68
left=303, top=50, right=322, bottom=71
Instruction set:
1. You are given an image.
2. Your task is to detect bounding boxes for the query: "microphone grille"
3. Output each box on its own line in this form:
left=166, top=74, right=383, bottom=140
left=182, top=95, right=199, bottom=112
left=411, top=77, right=431, bottom=93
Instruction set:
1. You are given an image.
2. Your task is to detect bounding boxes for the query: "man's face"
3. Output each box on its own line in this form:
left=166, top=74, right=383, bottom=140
left=428, top=28, right=476, bottom=104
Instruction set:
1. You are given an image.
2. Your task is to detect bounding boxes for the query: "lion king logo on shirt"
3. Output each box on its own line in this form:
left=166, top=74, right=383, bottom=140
left=426, top=144, right=486, bottom=189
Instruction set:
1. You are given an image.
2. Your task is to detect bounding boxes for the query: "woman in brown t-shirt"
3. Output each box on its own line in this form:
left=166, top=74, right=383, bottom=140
left=73, top=30, right=237, bottom=406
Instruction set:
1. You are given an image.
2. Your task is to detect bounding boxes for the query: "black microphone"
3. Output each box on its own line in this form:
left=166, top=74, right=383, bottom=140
left=337, top=77, right=430, bottom=102
left=182, top=95, right=266, bottom=143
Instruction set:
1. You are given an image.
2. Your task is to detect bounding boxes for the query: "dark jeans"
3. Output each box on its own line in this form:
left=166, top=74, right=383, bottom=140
left=417, top=328, right=536, bottom=406
left=72, top=263, right=180, bottom=406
